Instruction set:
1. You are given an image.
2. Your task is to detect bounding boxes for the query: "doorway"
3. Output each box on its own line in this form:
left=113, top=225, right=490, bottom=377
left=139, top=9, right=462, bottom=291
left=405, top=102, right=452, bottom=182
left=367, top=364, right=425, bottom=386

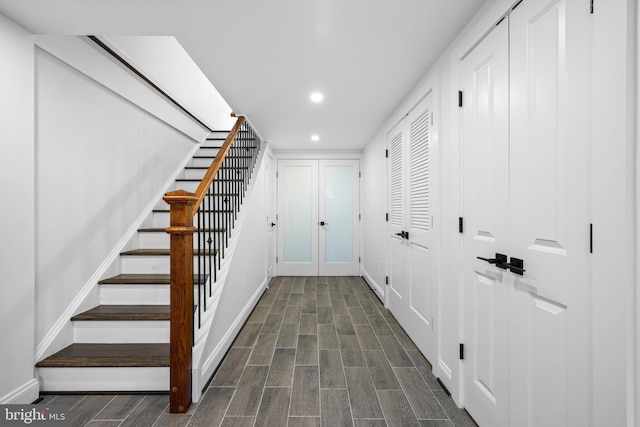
left=277, top=159, right=360, bottom=276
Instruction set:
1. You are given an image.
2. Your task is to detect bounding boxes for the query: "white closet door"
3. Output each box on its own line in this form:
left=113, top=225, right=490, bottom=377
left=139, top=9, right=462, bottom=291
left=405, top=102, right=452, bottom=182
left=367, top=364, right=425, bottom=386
left=387, top=120, right=408, bottom=318
left=404, top=95, right=436, bottom=362
left=386, top=94, right=437, bottom=363
left=277, top=159, right=319, bottom=275
left=509, top=1, right=589, bottom=425
left=461, top=19, right=510, bottom=427
left=319, top=159, right=360, bottom=276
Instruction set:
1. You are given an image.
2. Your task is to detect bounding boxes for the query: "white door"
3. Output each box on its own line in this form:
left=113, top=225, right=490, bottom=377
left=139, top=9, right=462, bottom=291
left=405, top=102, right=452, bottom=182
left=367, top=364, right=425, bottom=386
left=461, top=18, right=510, bottom=427
left=319, top=159, right=360, bottom=276
left=277, top=159, right=319, bottom=276
left=387, top=93, right=437, bottom=363
left=265, top=154, right=276, bottom=280
left=277, top=159, right=360, bottom=276
left=508, top=1, right=589, bottom=425
left=461, top=1, right=591, bottom=425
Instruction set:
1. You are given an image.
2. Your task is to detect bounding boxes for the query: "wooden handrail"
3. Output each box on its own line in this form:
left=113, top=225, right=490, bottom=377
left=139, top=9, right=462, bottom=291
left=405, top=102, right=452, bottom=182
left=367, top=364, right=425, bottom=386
left=191, top=116, right=246, bottom=216
left=88, top=36, right=214, bottom=133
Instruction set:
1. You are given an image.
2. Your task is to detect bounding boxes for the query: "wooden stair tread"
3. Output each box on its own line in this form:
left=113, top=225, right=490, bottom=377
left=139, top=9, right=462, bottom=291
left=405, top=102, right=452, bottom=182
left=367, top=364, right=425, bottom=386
left=98, top=274, right=207, bottom=285
left=138, top=227, right=225, bottom=233
left=72, top=305, right=170, bottom=321
left=36, top=343, right=169, bottom=368
left=153, top=209, right=233, bottom=213
left=99, top=274, right=171, bottom=284
left=120, top=248, right=218, bottom=256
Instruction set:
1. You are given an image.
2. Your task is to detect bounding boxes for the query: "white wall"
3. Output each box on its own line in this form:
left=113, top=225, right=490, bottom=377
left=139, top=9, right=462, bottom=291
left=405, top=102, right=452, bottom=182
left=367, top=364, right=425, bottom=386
left=101, top=36, right=236, bottom=132
left=361, top=131, right=387, bottom=298
left=0, top=13, right=38, bottom=404
left=197, top=148, right=269, bottom=392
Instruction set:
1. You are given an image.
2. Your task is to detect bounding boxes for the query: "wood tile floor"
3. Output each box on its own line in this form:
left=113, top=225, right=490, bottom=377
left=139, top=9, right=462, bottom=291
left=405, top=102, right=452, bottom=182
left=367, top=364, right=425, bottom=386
left=38, top=276, right=478, bottom=427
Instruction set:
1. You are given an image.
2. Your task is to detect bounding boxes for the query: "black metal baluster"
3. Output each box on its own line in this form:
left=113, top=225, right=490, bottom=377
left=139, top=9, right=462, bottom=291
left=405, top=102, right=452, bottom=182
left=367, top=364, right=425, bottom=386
left=197, top=206, right=202, bottom=329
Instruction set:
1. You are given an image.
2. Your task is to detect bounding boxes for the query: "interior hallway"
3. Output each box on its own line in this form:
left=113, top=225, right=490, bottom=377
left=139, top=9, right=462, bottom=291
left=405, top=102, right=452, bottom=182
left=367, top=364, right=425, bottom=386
left=37, top=276, right=477, bottom=426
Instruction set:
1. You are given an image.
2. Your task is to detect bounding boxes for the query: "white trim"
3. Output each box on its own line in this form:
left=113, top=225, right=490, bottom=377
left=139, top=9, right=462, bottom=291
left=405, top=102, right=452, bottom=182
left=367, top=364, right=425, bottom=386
left=0, top=379, right=40, bottom=404
left=273, top=150, right=363, bottom=160
left=35, top=142, right=202, bottom=362
left=362, top=268, right=384, bottom=300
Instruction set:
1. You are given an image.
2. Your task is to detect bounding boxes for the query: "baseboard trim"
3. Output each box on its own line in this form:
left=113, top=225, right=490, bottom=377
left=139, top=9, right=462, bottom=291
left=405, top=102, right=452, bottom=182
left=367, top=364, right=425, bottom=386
left=0, top=379, right=39, bottom=404
left=362, top=269, right=385, bottom=300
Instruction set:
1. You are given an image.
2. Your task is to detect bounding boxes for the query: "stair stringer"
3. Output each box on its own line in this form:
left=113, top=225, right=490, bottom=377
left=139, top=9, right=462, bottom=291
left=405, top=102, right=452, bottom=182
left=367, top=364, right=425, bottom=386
left=191, top=143, right=269, bottom=402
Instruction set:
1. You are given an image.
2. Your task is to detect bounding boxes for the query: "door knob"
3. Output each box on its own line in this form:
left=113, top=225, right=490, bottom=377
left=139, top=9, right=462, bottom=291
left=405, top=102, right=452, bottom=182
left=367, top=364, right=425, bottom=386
left=477, top=253, right=507, bottom=265
left=320, top=221, right=328, bottom=226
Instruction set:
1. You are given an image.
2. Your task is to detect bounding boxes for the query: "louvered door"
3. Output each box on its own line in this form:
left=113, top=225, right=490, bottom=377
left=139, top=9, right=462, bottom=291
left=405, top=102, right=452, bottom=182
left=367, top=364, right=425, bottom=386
left=387, top=93, right=436, bottom=363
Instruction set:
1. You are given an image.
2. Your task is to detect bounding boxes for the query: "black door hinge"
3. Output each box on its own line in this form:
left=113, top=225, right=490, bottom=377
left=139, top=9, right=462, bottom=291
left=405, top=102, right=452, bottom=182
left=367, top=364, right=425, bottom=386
left=590, top=0, right=594, bottom=13
left=276, top=256, right=278, bottom=263
left=385, top=149, right=389, bottom=158
left=458, top=217, right=464, bottom=233
left=459, top=343, right=464, bottom=360
left=458, top=91, right=463, bottom=107
left=276, top=171, right=278, bottom=178
left=385, top=276, right=389, bottom=285
left=358, top=257, right=361, bottom=263
left=359, top=171, right=362, bottom=178
left=590, top=223, right=593, bottom=253
left=386, top=213, right=389, bottom=222
left=359, top=213, right=361, bottom=221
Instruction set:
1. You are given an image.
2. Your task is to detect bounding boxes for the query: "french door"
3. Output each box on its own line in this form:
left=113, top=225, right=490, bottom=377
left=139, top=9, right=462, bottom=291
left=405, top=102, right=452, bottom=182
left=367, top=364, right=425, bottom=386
left=461, top=1, right=590, bottom=426
left=277, top=159, right=360, bottom=276
left=387, top=93, right=436, bottom=363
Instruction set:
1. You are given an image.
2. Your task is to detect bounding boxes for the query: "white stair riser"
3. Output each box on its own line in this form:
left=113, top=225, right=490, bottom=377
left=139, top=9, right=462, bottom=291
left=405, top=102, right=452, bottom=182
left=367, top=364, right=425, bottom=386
left=173, top=180, right=199, bottom=192
left=100, top=284, right=169, bottom=305
left=153, top=211, right=234, bottom=228
left=197, top=147, right=220, bottom=156
left=121, top=256, right=169, bottom=274
left=74, top=321, right=169, bottom=343
left=121, top=255, right=214, bottom=274
left=190, top=157, right=214, bottom=167
left=182, top=169, right=207, bottom=180
left=139, top=231, right=223, bottom=249
left=38, top=367, right=169, bottom=392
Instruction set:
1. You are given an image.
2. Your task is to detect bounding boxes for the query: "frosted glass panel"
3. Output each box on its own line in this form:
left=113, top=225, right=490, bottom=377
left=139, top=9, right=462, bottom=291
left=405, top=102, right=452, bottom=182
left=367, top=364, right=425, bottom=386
left=283, top=165, right=312, bottom=262
left=325, top=165, right=353, bottom=262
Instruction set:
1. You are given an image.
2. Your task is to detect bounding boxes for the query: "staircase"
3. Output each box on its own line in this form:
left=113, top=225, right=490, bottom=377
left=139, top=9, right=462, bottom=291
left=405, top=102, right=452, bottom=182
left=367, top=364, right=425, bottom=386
left=36, top=127, right=259, bottom=393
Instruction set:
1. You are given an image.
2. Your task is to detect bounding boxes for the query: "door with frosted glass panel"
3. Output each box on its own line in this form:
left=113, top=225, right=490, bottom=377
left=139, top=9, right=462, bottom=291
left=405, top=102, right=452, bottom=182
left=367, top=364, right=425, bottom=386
left=319, top=159, right=360, bottom=276
left=277, top=160, right=319, bottom=275
left=277, top=159, right=360, bottom=276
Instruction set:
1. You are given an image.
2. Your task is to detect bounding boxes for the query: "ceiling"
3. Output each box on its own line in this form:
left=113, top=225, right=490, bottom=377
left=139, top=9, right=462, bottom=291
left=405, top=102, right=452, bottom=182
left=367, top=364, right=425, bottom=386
left=0, top=0, right=487, bottom=151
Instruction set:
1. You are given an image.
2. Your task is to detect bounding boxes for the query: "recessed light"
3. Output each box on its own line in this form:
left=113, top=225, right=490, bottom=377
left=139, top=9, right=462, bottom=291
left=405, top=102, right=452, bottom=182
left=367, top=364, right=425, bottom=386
left=310, top=92, right=324, bottom=103
left=311, top=135, right=320, bottom=142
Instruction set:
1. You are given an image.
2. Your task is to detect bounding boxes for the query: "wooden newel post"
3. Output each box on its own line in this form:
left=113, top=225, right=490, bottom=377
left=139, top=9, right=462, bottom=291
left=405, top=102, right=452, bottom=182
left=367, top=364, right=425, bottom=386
left=163, top=190, right=198, bottom=414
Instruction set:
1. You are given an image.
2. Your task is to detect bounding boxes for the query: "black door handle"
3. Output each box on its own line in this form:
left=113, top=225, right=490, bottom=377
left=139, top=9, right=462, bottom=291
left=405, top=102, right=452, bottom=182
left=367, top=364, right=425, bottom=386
left=395, top=231, right=409, bottom=239
left=477, top=253, right=507, bottom=265
left=271, top=223, right=276, bottom=227
left=501, top=257, right=525, bottom=275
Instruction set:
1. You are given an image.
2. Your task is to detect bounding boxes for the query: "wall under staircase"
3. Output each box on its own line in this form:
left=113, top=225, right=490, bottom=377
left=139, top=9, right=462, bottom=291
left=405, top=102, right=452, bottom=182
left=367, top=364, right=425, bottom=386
left=36, top=130, right=269, bottom=398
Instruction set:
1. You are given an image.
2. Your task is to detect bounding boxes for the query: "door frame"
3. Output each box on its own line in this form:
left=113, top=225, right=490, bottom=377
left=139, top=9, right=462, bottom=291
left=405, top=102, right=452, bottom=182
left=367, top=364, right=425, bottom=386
left=274, top=152, right=363, bottom=277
